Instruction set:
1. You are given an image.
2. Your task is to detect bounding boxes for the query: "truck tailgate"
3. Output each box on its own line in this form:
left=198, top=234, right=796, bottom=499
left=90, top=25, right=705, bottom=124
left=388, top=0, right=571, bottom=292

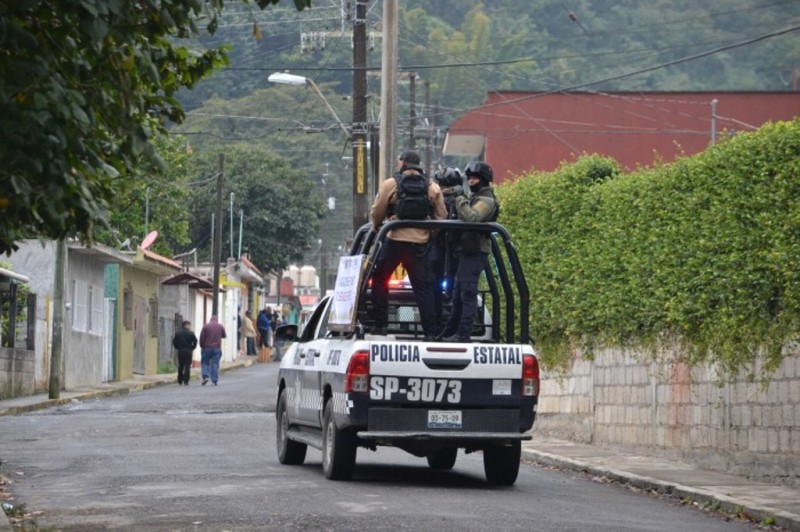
left=367, top=339, right=533, bottom=408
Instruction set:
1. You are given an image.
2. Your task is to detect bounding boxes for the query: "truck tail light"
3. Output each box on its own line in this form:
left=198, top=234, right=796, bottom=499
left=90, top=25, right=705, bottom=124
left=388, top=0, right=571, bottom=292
left=522, top=354, right=539, bottom=397
left=345, top=350, right=370, bottom=393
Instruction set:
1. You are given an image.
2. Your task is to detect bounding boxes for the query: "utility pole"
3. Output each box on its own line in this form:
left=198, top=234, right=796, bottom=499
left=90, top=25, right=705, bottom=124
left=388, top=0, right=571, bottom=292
left=710, top=98, right=718, bottom=146
left=49, top=239, right=65, bottom=399
left=229, top=192, right=234, bottom=259
left=352, top=0, right=369, bottom=233
left=320, top=237, right=327, bottom=296
left=424, top=80, right=432, bottom=175
left=212, top=154, right=224, bottom=317
left=370, top=123, right=381, bottom=198
left=379, top=0, right=398, bottom=182
left=320, top=163, right=330, bottom=297
left=433, top=102, right=441, bottom=168
left=237, top=209, right=243, bottom=260
left=408, top=71, right=417, bottom=150
left=144, top=186, right=150, bottom=237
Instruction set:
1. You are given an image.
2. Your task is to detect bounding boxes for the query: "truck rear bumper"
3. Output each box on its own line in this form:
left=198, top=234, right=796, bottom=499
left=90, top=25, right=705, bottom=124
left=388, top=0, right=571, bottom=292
left=357, top=431, right=532, bottom=441
left=365, top=407, right=535, bottom=433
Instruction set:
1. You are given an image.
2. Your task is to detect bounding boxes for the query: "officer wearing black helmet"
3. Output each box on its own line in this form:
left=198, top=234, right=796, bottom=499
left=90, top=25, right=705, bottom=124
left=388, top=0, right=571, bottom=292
left=437, top=160, right=500, bottom=343
left=430, top=166, right=463, bottom=331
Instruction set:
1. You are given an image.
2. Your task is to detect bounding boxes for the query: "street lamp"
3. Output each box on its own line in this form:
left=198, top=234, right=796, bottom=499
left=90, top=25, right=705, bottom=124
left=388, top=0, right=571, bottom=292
left=267, top=72, right=349, bottom=138
left=269, top=71, right=369, bottom=234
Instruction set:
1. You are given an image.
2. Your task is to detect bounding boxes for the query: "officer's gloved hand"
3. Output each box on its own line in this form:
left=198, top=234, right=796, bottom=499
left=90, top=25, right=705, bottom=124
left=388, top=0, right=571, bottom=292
left=452, top=185, right=467, bottom=197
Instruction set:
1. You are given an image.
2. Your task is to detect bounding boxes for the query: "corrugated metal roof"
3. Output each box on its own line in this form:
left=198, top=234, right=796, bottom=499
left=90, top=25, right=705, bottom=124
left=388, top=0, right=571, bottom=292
left=132, top=248, right=182, bottom=275
left=446, top=91, right=800, bottom=183
left=162, top=272, right=214, bottom=289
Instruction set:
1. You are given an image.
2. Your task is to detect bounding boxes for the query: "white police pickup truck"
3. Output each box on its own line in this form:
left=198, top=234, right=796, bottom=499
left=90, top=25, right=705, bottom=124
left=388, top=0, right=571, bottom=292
left=275, top=220, right=539, bottom=485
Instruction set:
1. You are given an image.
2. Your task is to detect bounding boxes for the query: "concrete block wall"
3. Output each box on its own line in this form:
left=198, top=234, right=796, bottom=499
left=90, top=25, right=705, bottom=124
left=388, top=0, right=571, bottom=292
left=0, top=346, right=35, bottom=399
left=535, top=348, right=800, bottom=486
left=537, top=352, right=594, bottom=442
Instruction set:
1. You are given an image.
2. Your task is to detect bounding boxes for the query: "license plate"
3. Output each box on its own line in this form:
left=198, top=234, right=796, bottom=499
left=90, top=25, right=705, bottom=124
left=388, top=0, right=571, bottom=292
left=428, top=410, right=462, bottom=429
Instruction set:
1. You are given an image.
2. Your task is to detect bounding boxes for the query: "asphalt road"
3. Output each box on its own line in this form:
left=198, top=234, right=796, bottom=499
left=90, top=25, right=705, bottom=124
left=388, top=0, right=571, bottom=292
left=0, top=363, right=757, bottom=531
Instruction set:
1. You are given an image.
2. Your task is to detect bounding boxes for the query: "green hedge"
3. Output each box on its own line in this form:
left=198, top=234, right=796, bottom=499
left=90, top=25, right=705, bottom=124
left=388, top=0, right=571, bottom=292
left=497, top=119, right=800, bottom=376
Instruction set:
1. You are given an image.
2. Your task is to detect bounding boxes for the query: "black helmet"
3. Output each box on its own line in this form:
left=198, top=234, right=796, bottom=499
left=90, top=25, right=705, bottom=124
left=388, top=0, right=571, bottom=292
left=436, top=166, right=463, bottom=188
left=464, top=161, right=493, bottom=182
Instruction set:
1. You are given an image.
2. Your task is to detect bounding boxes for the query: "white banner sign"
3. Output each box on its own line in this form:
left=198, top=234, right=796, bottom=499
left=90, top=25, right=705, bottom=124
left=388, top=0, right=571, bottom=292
left=329, top=254, right=365, bottom=331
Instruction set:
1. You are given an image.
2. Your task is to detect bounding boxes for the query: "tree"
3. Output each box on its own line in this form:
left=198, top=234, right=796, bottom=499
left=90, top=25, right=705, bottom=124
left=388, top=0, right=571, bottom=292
left=184, top=145, right=326, bottom=274
left=0, top=0, right=310, bottom=255
left=173, top=85, right=354, bottom=257
left=94, top=135, right=194, bottom=257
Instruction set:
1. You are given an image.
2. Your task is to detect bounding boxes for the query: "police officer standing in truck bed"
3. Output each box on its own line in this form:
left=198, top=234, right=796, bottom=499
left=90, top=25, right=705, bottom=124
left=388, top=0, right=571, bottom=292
left=437, top=161, right=500, bottom=343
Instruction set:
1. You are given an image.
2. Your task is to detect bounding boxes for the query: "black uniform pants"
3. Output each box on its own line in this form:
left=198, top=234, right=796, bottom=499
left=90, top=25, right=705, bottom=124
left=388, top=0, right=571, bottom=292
left=429, top=241, right=458, bottom=333
left=371, top=239, right=436, bottom=335
left=176, top=350, right=193, bottom=384
left=444, top=251, right=488, bottom=338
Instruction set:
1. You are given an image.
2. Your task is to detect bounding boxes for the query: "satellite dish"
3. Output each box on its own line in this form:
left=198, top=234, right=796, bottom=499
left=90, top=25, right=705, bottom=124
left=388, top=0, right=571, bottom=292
left=141, top=230, right=158, bottom=250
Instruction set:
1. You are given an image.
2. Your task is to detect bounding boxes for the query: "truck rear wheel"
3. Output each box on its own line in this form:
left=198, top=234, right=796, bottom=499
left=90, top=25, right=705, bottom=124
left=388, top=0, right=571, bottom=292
left=483, top=441, right=521, bottom=486
left=426, top=448, right=457, bottom=470
left=322, top=400, right=357, bottom=480
left=276, top=389, right=307, bottom=465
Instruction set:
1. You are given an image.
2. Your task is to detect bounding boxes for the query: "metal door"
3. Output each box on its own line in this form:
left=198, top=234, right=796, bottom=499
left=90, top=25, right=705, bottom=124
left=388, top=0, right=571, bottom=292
left=133, top=295, right=146, bottom=374
left=103, top=298, right=116, bottom=382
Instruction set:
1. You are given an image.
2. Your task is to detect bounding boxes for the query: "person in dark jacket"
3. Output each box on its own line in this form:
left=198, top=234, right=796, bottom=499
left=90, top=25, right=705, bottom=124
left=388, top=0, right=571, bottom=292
left=437, top=161, right=500, bottom=343
left=172, top=320, right=198, bottom=386
left=199, top=315, right=226, bottom=386
left=257, top=306, right=272, bottom=348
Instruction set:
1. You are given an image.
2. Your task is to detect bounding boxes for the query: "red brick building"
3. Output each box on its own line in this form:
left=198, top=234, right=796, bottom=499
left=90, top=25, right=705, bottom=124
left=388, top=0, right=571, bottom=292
left=443, top=91, right=800, bottom=184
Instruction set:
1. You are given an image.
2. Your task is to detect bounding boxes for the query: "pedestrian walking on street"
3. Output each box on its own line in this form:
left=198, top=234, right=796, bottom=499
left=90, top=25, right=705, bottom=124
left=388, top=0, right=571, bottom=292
left=199, top=315, right=226, bottom=385
left=171, top=320, right=197, bottom=386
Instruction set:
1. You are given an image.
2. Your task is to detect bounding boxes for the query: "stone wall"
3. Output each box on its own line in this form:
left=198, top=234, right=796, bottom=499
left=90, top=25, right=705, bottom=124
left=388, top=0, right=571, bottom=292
left=0, top=346, right=35, bottom=399
left=535, top=348, right=800, bottom=487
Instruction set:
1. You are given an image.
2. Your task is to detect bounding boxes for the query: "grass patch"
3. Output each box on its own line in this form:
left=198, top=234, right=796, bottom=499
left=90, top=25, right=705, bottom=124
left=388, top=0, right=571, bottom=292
left=157, top=360, right=177, bottom=374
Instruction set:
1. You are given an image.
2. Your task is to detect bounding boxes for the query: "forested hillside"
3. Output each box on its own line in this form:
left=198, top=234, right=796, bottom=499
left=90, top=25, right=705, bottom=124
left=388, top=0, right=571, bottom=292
left=173, top=0, right=800, bottom=256
left=180, top=0, right=800, bottom=112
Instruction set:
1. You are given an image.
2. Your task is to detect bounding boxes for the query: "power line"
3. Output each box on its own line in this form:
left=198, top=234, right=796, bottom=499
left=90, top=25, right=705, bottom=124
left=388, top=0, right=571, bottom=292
left=474, top=24, right=800, bottom=112
left=383, top=23, right=800, bottom=127
left=218, top=24, right=791, bottom=74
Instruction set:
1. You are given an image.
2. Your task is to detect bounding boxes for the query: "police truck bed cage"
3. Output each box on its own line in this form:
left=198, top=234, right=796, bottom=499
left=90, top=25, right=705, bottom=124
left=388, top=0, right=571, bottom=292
left=349, top=219, right=531, bottom=345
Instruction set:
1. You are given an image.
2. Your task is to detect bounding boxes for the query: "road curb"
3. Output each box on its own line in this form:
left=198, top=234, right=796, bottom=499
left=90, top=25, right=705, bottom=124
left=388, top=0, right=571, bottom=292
left=0, top=388, right=132, bottom=417
left=0, top=358, right=256, bottom=418
left=521, top=448, right=799, bottom=531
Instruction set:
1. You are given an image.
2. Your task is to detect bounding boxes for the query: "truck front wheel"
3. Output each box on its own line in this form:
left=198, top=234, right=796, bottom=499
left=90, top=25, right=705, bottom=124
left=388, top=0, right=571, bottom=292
left=322, top=400, right=357, bottom=480
left=483, top=441, right=521, bottom=486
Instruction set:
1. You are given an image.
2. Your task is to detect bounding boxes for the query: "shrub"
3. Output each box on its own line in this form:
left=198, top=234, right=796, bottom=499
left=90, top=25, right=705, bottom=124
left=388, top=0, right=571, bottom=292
left=498, top=119, right=800, bottom=377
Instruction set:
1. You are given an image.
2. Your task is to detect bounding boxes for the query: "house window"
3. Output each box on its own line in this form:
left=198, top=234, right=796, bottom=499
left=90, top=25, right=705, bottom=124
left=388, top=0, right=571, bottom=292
left=149, top=296, right=158, bottom=337
left=86, top=284, right=93, bottom=333
left=72, top=279, right=88, bottom=332
left=89, top=284, right=104, bottom=336
left=123, top=285, right=133, bottom=330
